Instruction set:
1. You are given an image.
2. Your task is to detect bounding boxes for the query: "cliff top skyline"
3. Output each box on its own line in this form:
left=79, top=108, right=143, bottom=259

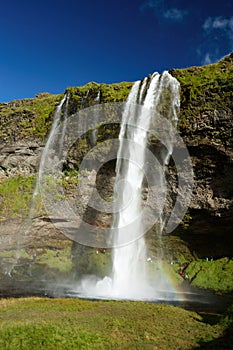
left=0, top=0, right=232, bottom=102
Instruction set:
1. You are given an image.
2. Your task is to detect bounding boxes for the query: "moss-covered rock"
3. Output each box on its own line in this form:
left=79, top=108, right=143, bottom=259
left=170, top=52, right=233, bottom=147
left=0, top=93, right=63, bottom=143
left=169, top=53, right=233, bottom=258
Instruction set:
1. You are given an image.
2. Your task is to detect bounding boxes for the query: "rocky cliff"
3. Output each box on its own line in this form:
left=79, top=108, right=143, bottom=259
left=0, top=54, right=232, bottom=271
left=171, top=53, right=233, bottom=258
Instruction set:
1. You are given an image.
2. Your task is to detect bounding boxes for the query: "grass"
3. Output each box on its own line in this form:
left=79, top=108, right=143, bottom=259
left=145, top=257, right=233, bottom=293
left=34, top=247, right=73, bottom=273
left=1, top=249, right=232, bottom=298
left=0, top=93, right=63, bottom=141
left=0, top=81, right=133, bottom=144
left=146, top=257, right=233, bottom=293
left=185, top=258, right=233, bottom=292
left=0, top=245, right=74, bottom=281
left=0, top=171, right=80, bottom=220
left=0, top=297, right=227, bottom=349
left=0, top=175, right=36, bottom=219
left=172, top=53, right=233, bottom=111
left=0, top=54, right=232, bottom=147
left=66, top=81, right=133, bottom=105
left=171, top=52, right=233, bottom=146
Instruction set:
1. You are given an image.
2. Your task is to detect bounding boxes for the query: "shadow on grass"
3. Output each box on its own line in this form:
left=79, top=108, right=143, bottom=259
left=193, top=325, right=233, bottom=350
left=199, top=313, right=221, bottom=326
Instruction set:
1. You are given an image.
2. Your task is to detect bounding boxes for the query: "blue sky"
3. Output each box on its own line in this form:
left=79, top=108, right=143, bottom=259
left=0, top=0, right=232, bottom=102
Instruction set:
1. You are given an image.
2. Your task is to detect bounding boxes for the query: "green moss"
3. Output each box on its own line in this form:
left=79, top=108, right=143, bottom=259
left=172, top=54, right=233, bottom=108
left=0, top=172, right=82, bottom=220
left=170, top=53, right=233, bottom=146
left=34, top=247, right=73, bottom=272
left=71, top=244, right=111, bottom=278
left=99, top=81, right=133, bottom=102
left=185, top=258, right=233, bottom=292
left=66, top=81, right=133, bottom=106
left=181, top=212, right=193, bottom=230
left=0, top=175, right=36, bottom=219
left=0, top=93, right=63, bottom=141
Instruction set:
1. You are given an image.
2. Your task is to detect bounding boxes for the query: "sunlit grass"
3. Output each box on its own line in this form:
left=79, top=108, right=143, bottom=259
left=0, top=297, right=226, bottom=350
left=185, top=258, right=233, bottom=292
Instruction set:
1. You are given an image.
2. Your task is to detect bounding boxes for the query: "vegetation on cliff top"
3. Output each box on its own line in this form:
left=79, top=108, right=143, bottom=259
left=66, top=81, right=133, bottom=105
left=173, top=53, right=233, bottom=111
left=0, top=82, right=133, bottom=143
left=0, top=93, right=63, bottom=141
left=171, top=52, right=233, bottom=147
left=0, top=53, right=232, bottom=145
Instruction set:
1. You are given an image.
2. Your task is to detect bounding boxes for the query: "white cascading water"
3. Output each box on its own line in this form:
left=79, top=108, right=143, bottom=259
left=7, top=95, right=69, bottom=275
left=110, top=73, right=160, bottom=298
left=79, top=71, right=181, bottom=300
left=110, top=72, right=180, bottom=299
left=58, top=95, right=69, bottom=159
left=39, top=94, right=68, bottom=174
left=89, top=90, right=101, bottom=146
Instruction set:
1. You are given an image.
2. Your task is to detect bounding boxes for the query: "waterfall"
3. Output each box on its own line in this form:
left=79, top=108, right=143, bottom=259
left=111, top=72, right=180, bottom=298
left=58, top=95, right=70, bottom=159
left=7, top=95, right=69, bottom=274
left=89, top=90, right=101, bottom=146
left=78, top=71, right=181, bottom=300
left=111, top=73, right=160, bottom=297
left=39, top=94, right=68, bottom=174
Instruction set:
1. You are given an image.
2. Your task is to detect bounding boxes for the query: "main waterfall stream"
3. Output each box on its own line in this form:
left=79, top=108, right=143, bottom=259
left=74, top=71, right=182, bottom=300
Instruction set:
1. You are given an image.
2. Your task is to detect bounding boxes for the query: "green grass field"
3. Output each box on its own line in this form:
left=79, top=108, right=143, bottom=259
left=0, top=297, right=232, bottom=349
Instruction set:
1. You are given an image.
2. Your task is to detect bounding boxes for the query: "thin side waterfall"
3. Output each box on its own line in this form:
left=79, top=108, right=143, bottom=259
left=39, top=94, right=68, bottom=175
left=78, top=71, right=180, bottom=300
left=7, top=95, right=69, bottom=274
left=58, top=95, right=70, bottom=159
left=89, top=90, right=101, bottom=146
left=35, top=94, right=68, bottom=210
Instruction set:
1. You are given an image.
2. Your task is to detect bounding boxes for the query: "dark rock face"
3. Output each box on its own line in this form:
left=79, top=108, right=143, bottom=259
left=0, top=141, right=43, bottom=179
left=174, top=149, right=233, bottom=258
left=170, top=53, right=233, bottom=258
left=0, top=54, right=232, bottom=260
